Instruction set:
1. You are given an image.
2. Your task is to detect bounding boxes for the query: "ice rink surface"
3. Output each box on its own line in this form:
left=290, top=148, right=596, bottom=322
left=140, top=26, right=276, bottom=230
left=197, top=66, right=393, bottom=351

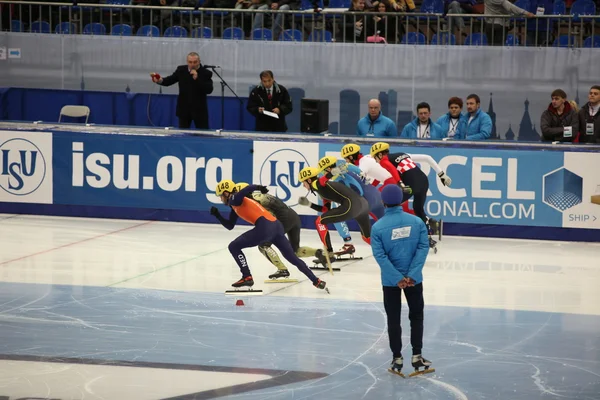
left=0, top=214, right=599, bottom=400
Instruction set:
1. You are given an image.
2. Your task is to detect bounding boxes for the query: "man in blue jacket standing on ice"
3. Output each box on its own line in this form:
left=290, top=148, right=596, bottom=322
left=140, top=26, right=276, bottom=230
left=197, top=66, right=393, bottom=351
left=371, top=184, right=435, bottom=378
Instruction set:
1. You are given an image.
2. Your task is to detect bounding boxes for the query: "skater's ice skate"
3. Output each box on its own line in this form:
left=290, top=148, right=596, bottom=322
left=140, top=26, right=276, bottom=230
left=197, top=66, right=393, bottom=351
left=408, top=355, right=435, bottom=377
left=334, top=244, right=362, bottom=260
left=232, top=276, right=254, bottom=288
left=311, top=249, right=340, bottom=271
left=388, top=357, right=405, bottom=378
left=264, top=269, right=298, bottom=284
left=429, top=236, right=438, bottom=254
left=313, top=278, right=330, bottom=294
left=335, top=243, right=355, bottom=256
left=225, top=276, right=263, bottom=295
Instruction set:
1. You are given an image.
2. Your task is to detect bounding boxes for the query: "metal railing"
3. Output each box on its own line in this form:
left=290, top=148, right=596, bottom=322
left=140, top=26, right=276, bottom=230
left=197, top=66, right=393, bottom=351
left=1, top=1, right=599, bottom=47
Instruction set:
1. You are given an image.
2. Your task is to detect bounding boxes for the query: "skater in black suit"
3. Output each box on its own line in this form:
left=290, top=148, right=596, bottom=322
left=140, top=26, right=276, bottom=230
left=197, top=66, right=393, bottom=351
left=150, top=52, right=214, bottom=129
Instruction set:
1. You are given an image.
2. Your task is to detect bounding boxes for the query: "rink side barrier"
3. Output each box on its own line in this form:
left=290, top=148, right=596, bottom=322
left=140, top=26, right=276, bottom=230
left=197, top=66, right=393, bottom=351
left=0, top=124, right=599, bottom=242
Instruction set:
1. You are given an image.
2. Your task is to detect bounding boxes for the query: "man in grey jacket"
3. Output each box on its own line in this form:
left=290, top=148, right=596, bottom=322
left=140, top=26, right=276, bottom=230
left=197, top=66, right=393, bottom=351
left=540, top=89, right=579, bottom=143
left=484, top=0, right=534, bottom=46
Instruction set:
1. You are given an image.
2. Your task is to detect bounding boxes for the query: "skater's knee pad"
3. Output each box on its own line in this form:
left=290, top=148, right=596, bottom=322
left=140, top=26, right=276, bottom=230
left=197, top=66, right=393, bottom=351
left=296, top=247, right=316, bottom=257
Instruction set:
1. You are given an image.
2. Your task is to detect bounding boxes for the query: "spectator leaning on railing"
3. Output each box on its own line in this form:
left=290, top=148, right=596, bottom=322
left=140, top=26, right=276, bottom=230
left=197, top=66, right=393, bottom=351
left=540, top=89, right=579, bottom=143
left=484, top=0, right=534, bottom=46
left=578, top=85, right=600, bottom=144
left=464, top=94, right=492, bottom=140
left=356, top=99, right=398, bottom=137
left=401, top=102, right=445, bottom=139
left=437, top=97, right=468, bottom=139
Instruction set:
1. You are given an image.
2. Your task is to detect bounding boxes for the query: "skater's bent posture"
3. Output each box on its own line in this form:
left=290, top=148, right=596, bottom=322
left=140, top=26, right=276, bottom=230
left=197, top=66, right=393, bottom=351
left=370, top=142, right=451, bottom=248
left=229, top=182, right=329, bottom=278
left=297, top=167, right=372, bottom=259
left=212, top=179, right=327, bottom=290
left=371, top=184, right=434, bottom=378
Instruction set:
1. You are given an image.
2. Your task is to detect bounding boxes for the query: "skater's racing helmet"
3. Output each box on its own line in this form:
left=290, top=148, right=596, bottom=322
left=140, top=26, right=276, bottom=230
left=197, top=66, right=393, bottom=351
left=341, top=143, right=360, bottom=160
left=234, top=182, right=249, bottom=192
left=215, top=179, right=236, bottom=196
left=317, top=156, right=338, bottom=173
left=370, top=142, right=390, bottom=158
left=298, top=167, right=320, bottom=183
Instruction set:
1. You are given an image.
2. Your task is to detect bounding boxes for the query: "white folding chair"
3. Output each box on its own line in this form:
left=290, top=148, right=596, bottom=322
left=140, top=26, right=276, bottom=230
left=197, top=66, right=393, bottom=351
left=59, top=105, right=90, bottom=123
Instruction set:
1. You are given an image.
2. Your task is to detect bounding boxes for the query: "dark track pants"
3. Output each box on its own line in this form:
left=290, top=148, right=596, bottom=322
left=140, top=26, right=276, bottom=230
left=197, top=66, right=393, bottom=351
left=383, top=283, right=424, bottom=358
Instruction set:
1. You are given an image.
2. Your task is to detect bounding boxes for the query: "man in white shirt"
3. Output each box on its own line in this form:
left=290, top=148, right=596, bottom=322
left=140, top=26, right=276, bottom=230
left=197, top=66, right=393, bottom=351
left=340, top=143, right=394, bottom=187
left=578, top=85, right=600, bottom=144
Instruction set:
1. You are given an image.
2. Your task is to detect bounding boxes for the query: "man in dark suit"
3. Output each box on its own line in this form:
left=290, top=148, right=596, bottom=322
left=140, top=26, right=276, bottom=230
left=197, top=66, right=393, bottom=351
left=151, top=52, right=214, bottom=129
left=247, top=70, right=292, bottom=133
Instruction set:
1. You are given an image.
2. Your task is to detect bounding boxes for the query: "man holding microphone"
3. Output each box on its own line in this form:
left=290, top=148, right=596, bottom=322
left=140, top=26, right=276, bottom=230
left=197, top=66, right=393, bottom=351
left=150, top=52, right=214, bottom=129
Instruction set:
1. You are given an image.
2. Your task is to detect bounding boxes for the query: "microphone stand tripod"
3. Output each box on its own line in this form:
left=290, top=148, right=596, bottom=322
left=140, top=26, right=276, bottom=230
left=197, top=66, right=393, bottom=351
left=208, top=67, right=244, bottom=130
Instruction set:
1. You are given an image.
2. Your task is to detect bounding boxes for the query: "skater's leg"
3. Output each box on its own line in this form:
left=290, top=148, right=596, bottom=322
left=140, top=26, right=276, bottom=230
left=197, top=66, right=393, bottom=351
left=272, top=233, right=320, bottom=284
left=334, top=221, right=353, bottom=245
left=258, top=243, right=288, bottom=270
left=315, top=216, right=334, bottom=253
left=228, top=227, right=268, bottom=277
left=404, top=172, right=429, bottom=225
left=366, top=186, right=385, bottom=220
left=404, top=283, right=424, bottom=356
left=383, top=285, right=403, bottom=359
left=354, top=198, right=372, bottom=244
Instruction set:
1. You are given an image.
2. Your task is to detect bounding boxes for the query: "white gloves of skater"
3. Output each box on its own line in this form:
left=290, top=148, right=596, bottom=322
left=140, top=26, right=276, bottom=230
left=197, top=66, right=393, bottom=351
left=329, top=167, right=341, bottom=176
left=438, top=171, right=452, bottom=186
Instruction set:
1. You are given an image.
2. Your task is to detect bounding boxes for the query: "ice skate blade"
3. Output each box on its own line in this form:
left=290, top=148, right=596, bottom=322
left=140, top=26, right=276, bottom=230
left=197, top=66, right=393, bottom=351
left=225, top=289, right=263, bottom=296
left=388, top=368, right=405, bottom=378
left=264, top=279, right=298, bottom=283
left=310, top=265, right=341, bottom=272
left=408, top=368, right=435, bottom=378
left=335, top=256, right=363, bottom=261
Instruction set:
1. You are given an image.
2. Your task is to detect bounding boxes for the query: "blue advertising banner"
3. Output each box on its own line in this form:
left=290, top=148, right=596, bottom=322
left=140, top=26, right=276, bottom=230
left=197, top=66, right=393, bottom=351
left=52, top=132, right=254, bottom=211
left=319, top=143, right=600, bottom=230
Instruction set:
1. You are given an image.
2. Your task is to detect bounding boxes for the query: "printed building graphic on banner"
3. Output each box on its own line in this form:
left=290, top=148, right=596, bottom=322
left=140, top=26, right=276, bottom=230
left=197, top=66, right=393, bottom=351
left=252, top=141, right=320, bottom=214
left=560, top=152, right=600, bottom=229
left=0, top=131, right=53, bottom=204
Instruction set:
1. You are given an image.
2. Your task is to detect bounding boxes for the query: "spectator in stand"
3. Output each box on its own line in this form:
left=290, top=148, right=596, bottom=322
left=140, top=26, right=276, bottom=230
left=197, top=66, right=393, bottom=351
left=235, top=0, right=270, bottom=38
left=204, top=0, right=237, bottom=33
left=401, top=102, right=445, bottom=139
left=540, top=89, right=579, bottom=143
left=271, top=0, right=299, bottom=40
left=437, top=97, right=468, bottom=139
left=484, top=0, right=534, bottom=46
left=367, top=1, right=401, bottom=43
left=464, top=94, right=492, bottom=140
left=356, top=99, right=398, bottom=137
left=445, top=0, right=475, bottom=40
left=344, top=0, right=367, bottom=42
left=578, top=85, right=600, bottom=144
left=389, top=0, right=416, bottom=11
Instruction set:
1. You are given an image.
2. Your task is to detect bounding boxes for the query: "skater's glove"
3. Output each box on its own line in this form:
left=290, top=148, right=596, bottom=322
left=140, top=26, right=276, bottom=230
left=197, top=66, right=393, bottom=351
left=210, top=206, right=220, bottom=216
left=298, top=196, right=310, bottom=206
left=330, top=167, right=342, bottom=176
left=438, top=171, right=452, bottom=187
left=401, top=185, right=412, bottom=196
left=257, top=185, right=269, bottom=194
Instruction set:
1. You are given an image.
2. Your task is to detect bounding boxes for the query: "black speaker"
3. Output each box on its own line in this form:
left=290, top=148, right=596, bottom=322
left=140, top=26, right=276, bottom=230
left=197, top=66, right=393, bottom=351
left=301, top=99, right=329, bottom=133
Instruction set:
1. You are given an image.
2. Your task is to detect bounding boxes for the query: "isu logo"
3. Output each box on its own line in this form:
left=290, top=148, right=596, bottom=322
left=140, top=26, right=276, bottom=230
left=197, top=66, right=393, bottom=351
left=0, top=138, right=46, bottom=196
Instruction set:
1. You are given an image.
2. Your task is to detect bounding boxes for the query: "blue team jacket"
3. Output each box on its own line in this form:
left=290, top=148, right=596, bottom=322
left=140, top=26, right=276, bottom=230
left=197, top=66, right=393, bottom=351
left=356, top=112, right=397, bottom=137
left=371, top=207, right=429, bottom=286
left=464, top=109, right=492, bottom=140
left=436, top=113, right=468, bottom=139
left=400, top=118, right=446, bottom=139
